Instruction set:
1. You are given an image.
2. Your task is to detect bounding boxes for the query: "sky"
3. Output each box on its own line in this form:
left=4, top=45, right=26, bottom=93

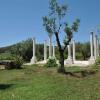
left=0, top=0, right=100, bottom=47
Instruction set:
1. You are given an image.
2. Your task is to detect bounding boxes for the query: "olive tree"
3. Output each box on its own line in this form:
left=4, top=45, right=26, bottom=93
left=43, top=0, right=80, bottom=73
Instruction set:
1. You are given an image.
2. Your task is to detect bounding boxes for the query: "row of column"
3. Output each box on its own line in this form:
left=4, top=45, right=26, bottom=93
left=45, top=39, right=76, bottom=63
left=89, top=32, right=99, bottom=64
left=45, top=39, right=75, bottom=64
left=31, top=38, right=55, bottom=64
left=31, top=32, right=99, bottom=64
left=66, top=32, right=99, bottom=64
left=44, top=40, right=55, bottom=60
left=31, top=37, right=76, bottom=64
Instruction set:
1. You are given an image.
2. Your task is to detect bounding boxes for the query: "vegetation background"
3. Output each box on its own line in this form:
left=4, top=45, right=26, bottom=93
left=0, top=38, right=91, bottom=62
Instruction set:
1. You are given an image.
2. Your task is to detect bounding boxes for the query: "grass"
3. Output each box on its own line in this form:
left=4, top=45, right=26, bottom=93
left=0, top=65, right=100, bottom=100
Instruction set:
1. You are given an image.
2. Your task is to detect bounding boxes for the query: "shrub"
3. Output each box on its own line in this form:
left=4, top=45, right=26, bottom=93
left=13, top=56, right=23, bottom=69
left=96, top=56, right=100, bottom=65
left=44, top=58, right=58, bottom=67
left=5, top=56, right=23, bottom=69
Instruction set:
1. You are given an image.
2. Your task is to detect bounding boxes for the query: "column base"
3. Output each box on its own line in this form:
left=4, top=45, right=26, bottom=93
left=48, top=56, right=56, bottom=60
left=48, top=56, right=51, bottom=59
left=89, top=56, right=95, bottom=64
left=49, top=56, right=53, bottom=59
left=30, top=56, right=37, bottom=64
left=43, top=59, right=47, bottom=63
left=73, top=59, right=76, bottom=64
left=52, top=56, right=56, bottom=59
left=65, top=57, right=73, bottom=64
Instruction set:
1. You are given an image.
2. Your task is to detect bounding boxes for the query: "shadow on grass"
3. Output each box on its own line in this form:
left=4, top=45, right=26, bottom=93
left=0, top=84, right=13, bottom=90
left=64, top=70, right=97, bottom=78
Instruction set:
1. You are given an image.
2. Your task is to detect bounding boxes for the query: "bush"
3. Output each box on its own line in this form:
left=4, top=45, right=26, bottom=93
left=96, top=56, right=100, bottom=65
left=44, top=58, right=58, bottom=67
left=5, top=56, right=23, bottom=69
left=13, top=56, right=23, bottom=69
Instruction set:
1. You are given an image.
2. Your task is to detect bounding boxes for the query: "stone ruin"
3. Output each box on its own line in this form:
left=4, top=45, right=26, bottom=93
left=29, top=32, right=99, bottom=67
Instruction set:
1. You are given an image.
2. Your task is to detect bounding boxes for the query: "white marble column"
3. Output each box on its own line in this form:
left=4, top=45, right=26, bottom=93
left=89, top=32, right=95, bottom=64
left=72, top=40, right=75, bottom=62
left=97, top=37, right=99, bottom=56
left=90, top=32, right=94, bottom=58
left=31, top=37, right=37, bottom=64
left=53, top=44, right=55, bottom=58
left=68, top=45, right=71, bottom=58
left=93, top=33, right=97, bottom=59
left=44, top=40, right=47, bottom=61
left=97, top=39, right=99, bottom=56
left=49, top=37, right=52, bottom=58
left=66, top=43, right=73, bottom=64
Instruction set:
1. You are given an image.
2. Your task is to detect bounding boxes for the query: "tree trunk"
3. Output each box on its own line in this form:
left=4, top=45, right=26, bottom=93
left=58, top=50, right=65, bottom=73
left=55, top=32, right=65, bottom=73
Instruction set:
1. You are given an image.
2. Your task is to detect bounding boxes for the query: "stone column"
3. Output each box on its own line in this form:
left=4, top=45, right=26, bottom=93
left=97, top=37, right=99, bottom=56
left=90, top=32, right=94, bottom=58
left=53, top=44, right=55, bottom=58
left=96, top=35, right=98, bottom=57
left=66, top=43, right=73, bottom=64
left=44, top=40, right=47, bottom=61
left=49, top=37, right=52, bottom=58
left=89, top=32, right=95, bottom=64
left=31, top=37, right=36, bottom=64
left=93, top=33, right=97, bottom=59
left=97, top=39, right=99, bottom=56
left=72, top=40, right=75, bottom=62
left=68, top=45, right=71, bottom=58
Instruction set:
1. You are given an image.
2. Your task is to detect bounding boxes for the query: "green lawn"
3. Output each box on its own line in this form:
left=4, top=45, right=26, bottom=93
left=0, top=65, right=100, bottom=100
